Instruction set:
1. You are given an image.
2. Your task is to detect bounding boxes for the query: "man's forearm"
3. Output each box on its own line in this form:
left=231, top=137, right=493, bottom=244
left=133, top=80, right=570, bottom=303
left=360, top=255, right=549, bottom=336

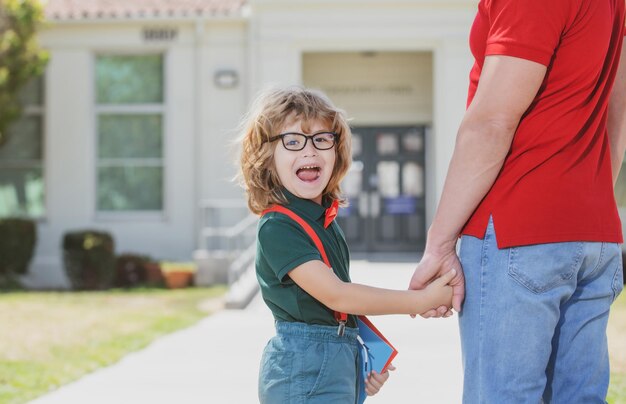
left=426, top=116, right=515, bottom=253
left=425, top=55, right=546, bottom=255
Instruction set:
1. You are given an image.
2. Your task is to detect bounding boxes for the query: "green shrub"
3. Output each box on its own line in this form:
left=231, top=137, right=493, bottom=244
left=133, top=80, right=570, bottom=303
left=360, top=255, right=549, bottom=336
left=62, top=230, right=115, bottom=290
left=0, top=218, right=36, bottom=279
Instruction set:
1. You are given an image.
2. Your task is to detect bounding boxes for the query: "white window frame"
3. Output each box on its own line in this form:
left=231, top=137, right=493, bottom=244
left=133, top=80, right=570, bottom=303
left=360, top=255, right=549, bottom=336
left=93, top=52, right=167, bottom=220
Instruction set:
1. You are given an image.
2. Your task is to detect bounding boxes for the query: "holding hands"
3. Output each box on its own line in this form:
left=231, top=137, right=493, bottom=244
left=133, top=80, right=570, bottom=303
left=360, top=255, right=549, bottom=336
left=409, top=245, right=465, bottom=318
left=418, top=267, right=456, bottom=315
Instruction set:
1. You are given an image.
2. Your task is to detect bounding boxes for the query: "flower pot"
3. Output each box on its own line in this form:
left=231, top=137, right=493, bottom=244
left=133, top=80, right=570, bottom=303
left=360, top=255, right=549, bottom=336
left=163, top=271, right=193, bottom=289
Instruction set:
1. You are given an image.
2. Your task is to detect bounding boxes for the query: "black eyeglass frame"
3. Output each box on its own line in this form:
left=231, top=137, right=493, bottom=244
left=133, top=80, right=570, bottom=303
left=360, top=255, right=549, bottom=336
left=267, top=131, right=339, bottom=151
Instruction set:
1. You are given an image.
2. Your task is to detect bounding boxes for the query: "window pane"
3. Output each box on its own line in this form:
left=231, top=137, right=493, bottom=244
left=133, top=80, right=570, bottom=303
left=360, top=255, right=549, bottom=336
left=402, top=130, right=423, bottom=152
left=402, top=162, right=423, bottom=197
left=19, top=76, right=44, bottom=106
left=96, top=55, right=163, bottom=104
left=0, top=168, right=44, bottom=217
left=0, top=116, right=43, bottom=160
left=98, top=114, right=162, bottom=158
left=98, top=166, right=163, bottom=211
left=377, top=133, right=398, bottom=155
left=377, top=161, right=399, bottom=197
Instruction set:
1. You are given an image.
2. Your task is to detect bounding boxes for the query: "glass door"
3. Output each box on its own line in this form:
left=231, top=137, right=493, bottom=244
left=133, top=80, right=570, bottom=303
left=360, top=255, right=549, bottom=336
left=338, top=126, right=427, bottom=253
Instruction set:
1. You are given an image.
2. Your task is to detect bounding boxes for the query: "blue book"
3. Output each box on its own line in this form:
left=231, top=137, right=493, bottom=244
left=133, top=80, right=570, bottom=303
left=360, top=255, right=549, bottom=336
left=356, top=316, right=398, bottom=403
left=357, top=315, right=398, bottom=375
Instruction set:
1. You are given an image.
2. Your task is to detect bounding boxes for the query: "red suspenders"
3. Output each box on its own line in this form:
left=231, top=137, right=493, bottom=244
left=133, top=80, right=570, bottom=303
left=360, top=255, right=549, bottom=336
left=262, top=204, right=349, bottom=335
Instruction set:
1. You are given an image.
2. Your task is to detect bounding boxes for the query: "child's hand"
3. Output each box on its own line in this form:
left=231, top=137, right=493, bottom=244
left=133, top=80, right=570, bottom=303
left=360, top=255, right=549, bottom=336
left=365, top=364, right=396, bottom=396
left=422, top=269, right=455, bottom=314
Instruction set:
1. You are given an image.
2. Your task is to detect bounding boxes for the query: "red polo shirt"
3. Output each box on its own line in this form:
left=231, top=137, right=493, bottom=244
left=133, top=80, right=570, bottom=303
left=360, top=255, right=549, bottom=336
left=461, top=0, right=625, bottom=248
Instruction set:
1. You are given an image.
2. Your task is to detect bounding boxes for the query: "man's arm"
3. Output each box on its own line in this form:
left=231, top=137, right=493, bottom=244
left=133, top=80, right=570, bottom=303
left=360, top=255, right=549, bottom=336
left=608, top=41, right=626, bottom=184
left=409, top=55, right=547, bottom=313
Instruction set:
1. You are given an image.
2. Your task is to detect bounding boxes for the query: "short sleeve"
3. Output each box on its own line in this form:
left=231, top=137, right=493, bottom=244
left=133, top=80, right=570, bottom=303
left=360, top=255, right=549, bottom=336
left=258, top=216, right=322, bottom=282
left=484, top=0, right=570, bottom=66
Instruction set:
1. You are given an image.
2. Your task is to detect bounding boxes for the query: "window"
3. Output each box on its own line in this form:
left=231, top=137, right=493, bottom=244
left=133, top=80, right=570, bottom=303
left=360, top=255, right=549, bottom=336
left=0, top=78, right=45, bottom=218
left=95, top=54, right=164, bottom=212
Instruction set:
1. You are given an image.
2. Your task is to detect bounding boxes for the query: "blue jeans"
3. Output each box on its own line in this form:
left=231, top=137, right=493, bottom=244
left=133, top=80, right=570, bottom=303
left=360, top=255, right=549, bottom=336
left=258, top=321, right=361, bottom=404
left=459, top=218, right=624, bottom=404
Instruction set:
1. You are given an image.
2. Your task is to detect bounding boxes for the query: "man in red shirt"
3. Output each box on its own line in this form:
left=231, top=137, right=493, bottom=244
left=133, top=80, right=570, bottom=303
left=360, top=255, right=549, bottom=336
left=409, top=0, right=626, bottom=402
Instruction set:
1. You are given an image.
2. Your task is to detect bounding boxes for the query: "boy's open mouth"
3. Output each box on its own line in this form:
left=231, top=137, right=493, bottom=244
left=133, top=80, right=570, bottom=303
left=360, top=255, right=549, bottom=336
left=296, top=165, right=321, bottom=182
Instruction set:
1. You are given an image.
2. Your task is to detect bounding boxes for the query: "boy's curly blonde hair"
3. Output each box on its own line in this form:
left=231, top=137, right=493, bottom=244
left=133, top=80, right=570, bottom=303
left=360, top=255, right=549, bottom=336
left=237, top=86, right=352, bottom=215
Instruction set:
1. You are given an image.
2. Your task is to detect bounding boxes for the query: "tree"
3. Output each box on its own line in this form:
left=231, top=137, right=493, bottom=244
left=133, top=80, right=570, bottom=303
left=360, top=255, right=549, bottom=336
left=0, top=0, right=48, bottom=147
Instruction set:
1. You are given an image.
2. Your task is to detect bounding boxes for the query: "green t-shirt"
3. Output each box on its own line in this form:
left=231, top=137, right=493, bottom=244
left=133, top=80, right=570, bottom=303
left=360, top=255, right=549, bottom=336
left=256, top=190, right=357, bottom=328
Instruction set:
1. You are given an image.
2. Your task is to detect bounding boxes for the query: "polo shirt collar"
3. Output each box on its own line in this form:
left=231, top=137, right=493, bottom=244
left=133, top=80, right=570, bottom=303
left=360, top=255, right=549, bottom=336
left=282, top=188, right=329, bottom=222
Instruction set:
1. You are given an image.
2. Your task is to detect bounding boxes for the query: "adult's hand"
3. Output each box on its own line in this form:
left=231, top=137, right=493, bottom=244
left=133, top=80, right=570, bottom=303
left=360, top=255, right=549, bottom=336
left=409, top=247, right=465, bottom=317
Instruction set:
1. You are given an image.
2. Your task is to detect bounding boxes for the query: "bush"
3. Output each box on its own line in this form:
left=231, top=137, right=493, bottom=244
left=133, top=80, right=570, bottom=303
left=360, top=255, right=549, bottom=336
left=115, top=254, right=163, bottom=288
left=0, top=218, right=36, bottom=281
left=63, top=230, right=115, bottom=290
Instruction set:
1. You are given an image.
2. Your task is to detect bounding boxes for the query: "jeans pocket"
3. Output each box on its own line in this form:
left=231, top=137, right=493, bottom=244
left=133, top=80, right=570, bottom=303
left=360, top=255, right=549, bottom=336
left=508, top=242, right=584, bottom=294
left=259, top=341, right=294, bottom=403
left=303, top=341, right=329, bottom=398
left=612, top=254, right=624, bottom=303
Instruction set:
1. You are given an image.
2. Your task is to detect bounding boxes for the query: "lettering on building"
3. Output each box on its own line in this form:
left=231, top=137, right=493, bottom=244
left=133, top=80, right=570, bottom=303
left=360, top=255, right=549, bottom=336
left=143, top=27, right=179, bottom=42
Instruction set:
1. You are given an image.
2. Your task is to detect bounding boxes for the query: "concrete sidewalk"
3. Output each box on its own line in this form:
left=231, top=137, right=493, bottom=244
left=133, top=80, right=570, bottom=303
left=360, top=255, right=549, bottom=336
left=29, top=261, right=462, bottom=404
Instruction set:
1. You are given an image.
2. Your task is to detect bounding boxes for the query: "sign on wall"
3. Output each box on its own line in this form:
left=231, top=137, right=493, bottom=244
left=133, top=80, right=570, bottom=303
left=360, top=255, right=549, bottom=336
left=303, top=51, right=433, bottom=125
left=143, top=27, right=179, bottom=42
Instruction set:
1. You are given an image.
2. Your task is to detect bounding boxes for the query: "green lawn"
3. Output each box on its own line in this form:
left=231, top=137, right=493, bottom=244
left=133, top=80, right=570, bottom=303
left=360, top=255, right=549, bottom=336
left=609, top=290, right=626, bottom=404
left=0, top=286, right=226, bottom=404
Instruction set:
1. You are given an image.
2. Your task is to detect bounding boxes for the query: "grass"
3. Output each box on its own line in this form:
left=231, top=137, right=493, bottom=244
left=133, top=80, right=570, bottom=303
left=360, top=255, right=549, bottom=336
left=0, top=286, right=226, bottom=404
left=609, top=290, right=626, bottom=404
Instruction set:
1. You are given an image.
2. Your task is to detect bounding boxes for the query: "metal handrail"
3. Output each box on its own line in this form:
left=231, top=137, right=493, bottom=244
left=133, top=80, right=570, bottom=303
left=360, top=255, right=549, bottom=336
left=198, top=198, right=255, bottom=251
left=228, top=242, right=256, bottom=285
left=201, top=214, right=257, bottom=239
left=197, top=198, right=258, bottom=287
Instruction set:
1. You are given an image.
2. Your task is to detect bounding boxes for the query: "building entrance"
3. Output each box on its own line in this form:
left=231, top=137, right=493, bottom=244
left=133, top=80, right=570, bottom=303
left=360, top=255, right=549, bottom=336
left=338, top=126, right=427, bottom=253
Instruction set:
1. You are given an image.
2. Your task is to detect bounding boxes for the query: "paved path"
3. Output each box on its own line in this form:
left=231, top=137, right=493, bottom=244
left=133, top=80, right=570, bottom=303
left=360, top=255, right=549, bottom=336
left=30, top=261, right=463, bottom=404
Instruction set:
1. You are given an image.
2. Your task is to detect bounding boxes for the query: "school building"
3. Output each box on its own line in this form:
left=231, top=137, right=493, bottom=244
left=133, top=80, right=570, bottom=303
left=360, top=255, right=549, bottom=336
left=3, top=0, right=623, bottom=289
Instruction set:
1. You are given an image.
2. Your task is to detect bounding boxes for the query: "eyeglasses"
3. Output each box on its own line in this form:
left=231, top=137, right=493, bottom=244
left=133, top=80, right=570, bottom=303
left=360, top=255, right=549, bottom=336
left=268, top=131, right=338, bottom=151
